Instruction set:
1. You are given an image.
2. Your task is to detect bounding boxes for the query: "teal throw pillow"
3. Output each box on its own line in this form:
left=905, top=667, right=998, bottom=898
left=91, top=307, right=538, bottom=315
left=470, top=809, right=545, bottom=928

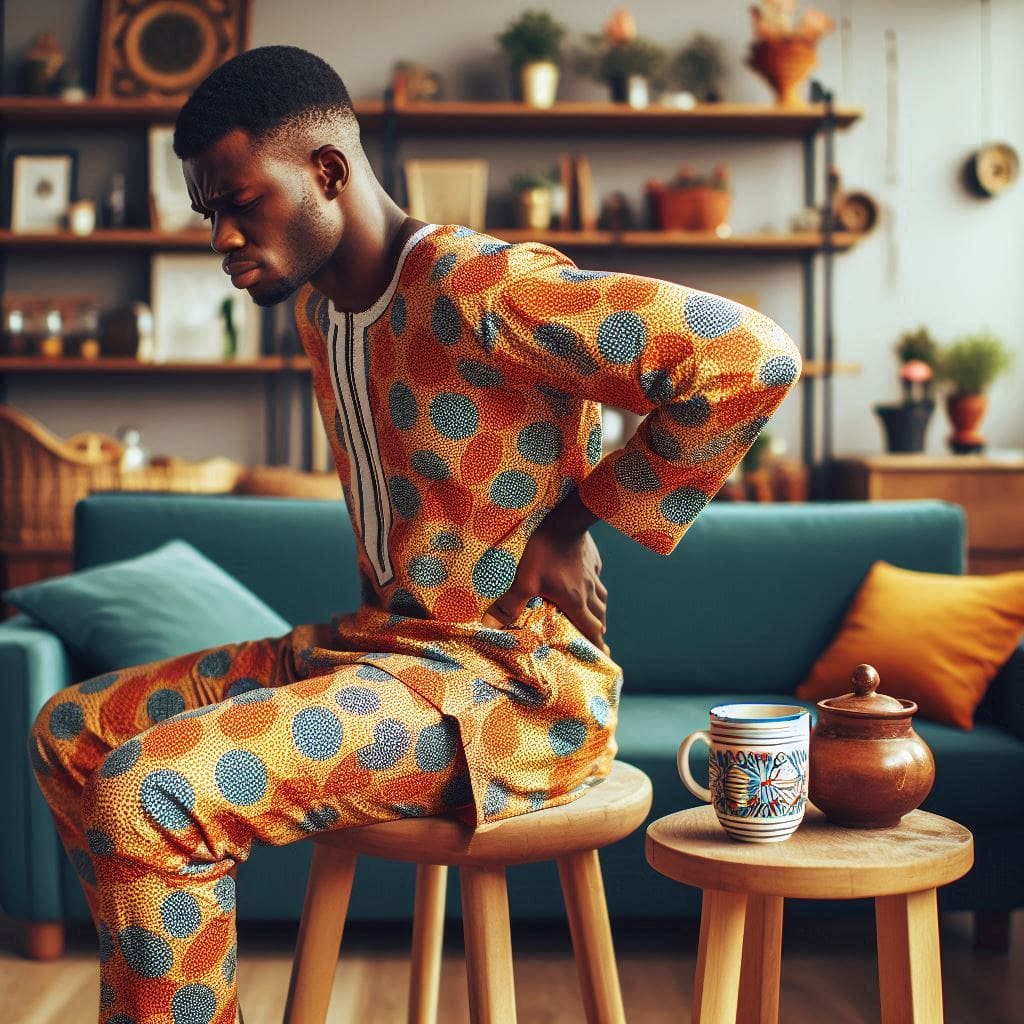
left=4, top=539, right=291, bottom=674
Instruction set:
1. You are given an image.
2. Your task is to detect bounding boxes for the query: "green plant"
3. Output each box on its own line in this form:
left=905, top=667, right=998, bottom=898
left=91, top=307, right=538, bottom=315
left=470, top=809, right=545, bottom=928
left=664, top=164, right=730, bottom=191
left=937, top=331, right=1012, bottom=395
left=671, top=33, right=726, bottom=100
left=894, top=325, right=940, bottom=368
left=578, top=35, right=669, bottom=84
left=498, top=10, right=567, bottom=69
left=510, top=169, right=557, bottom=193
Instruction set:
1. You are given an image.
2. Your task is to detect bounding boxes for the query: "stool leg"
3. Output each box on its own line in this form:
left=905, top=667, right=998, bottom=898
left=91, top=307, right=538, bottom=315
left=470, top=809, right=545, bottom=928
left=737, top=894, right=784, bottom=1024
left=556, top=849, right=626, bottom=1024
left=283, top=845, right=358, bottom=1024
left=875, top=888, right=944, bottom=1024
left=693, top=888, right=748, bottom=1024
left=408, top=864, right=448, bottom=1024
left=459, top=865, right=517, bottom=1024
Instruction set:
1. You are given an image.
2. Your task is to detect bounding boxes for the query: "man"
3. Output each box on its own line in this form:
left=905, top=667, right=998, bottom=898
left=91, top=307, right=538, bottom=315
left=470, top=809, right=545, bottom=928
left=30, top=45, right=800, bottom=1024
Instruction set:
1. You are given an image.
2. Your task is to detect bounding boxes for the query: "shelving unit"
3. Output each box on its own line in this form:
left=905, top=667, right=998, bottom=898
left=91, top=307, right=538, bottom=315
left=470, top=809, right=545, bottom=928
left=0, top=90, right=863, bottom=471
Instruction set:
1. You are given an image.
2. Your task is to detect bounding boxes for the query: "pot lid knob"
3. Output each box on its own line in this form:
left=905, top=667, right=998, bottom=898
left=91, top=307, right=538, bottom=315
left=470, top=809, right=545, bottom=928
left=824, top=664, right=908, bottom=713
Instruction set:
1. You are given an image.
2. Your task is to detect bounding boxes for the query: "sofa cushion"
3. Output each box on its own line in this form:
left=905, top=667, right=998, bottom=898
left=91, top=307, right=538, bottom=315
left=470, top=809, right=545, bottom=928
left=615, top=693, right=1024, bottom=830
left=4, top=539, right=290, bottom=675
left=796, top=561, right=1024, bottom=730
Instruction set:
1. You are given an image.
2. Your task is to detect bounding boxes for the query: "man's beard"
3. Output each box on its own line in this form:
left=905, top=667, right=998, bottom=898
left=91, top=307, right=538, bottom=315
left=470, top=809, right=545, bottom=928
left=253, top=192, right=337, bottom=307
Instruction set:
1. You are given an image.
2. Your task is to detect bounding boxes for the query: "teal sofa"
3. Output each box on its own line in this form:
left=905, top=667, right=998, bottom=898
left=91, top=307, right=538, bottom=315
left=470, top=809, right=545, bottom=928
left=4, top=494, right=1022, bottom=955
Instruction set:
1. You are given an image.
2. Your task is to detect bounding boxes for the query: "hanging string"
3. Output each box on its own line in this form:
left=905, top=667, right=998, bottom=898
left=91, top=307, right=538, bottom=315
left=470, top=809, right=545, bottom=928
left=884, top=28, right=899, bottom=187
left=839, top=0, right=853, bottom=101
left=979, top=0, right=993, bottom=139
left=883, top=27, right=900, bottom=286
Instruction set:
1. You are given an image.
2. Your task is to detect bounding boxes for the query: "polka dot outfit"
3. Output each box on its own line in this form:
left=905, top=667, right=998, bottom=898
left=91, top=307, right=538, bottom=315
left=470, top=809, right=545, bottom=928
left=29, top=222, right=798, bottom=1023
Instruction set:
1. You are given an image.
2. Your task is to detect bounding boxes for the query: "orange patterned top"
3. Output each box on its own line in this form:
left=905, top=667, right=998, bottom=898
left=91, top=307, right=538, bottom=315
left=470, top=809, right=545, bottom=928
left=289, top=222, right=801, bottom=823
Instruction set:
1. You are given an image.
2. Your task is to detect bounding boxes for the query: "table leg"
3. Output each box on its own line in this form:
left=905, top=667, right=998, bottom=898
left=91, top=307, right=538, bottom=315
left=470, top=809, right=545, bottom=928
left=737, top=894, right=784, bottom=1024
left=693, top=888, right=748, bottom=1024
left=875, top=888, right=944, bottom=1024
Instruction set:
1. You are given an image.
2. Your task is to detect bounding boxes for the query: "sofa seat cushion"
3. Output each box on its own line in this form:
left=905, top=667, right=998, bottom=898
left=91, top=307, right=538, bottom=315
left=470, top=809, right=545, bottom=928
left=615, top=694, right=1024, bottom=830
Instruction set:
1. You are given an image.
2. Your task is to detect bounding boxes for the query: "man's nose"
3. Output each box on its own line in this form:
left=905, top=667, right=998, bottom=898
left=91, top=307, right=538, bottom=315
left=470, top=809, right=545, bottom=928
left=211, top=215, right=244, bottom=254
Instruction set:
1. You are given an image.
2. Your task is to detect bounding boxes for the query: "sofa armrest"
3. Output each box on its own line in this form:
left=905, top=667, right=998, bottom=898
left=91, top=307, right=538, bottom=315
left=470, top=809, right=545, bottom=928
left=976, top=641, right=1024, bottom=740
left=0, top=616, right=73, bottom=921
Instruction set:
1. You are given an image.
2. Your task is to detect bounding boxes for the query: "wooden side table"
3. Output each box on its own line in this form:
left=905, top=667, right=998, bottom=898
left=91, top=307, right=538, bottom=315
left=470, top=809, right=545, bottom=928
left=646, top=805, right=974, bottom=1023
left=829, top=454, right=1024, bottom=574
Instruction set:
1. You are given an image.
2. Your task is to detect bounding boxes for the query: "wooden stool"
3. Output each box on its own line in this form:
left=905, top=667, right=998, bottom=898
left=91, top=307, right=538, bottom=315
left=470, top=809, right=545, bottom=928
left=284, top=761, right=652, bottom=1024
left=646, top=805, right=974, bottom=1024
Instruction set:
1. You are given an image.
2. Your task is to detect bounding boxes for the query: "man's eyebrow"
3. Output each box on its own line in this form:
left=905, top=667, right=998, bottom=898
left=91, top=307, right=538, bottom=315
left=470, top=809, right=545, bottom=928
left=190, top=189, right=246, bottom=211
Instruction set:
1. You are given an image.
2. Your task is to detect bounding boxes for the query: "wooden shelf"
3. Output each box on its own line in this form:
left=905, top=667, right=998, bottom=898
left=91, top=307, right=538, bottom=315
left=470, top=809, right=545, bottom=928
left=498, top=229, right=863, bottom=252
left=387, top=100, right=862, bottom=136
left=0, top=228, right=864, bottom=254
left=0, top=97, right=861, bottom=137
left=0, top=355, right=854, bottom=379
left=0, top=356, right=311, bottom=374
left=0, top=228, right=210, bottom=250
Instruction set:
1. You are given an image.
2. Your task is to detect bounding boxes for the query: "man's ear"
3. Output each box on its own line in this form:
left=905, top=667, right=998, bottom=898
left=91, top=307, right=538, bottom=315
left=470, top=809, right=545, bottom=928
left=313, top=146, right=350, bottom=199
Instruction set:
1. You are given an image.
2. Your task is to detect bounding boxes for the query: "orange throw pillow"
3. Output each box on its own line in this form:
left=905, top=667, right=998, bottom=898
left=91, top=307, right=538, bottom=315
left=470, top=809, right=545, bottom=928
left=796, top=561, right=1024, bottom=730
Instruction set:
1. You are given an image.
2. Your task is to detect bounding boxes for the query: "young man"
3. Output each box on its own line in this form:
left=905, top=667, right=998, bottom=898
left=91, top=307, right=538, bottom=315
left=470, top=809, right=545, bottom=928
left=30, top=45, right=799, bottom=1024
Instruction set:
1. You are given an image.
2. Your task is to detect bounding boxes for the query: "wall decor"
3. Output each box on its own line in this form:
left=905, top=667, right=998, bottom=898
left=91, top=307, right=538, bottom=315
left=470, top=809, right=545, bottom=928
left=9, top=151, right=76, bottom=233
left=96, top=0, right=251, bottom=101
left=404, top=159, right=488, bottom=230
left=151, top=253, right=260, bottom=362
left=148, top=125, right=205, bottom=230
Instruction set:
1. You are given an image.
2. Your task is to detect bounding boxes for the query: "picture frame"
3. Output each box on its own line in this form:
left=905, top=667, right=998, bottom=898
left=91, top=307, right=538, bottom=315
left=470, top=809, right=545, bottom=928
left=9, top=151, right=76, bottom=233
left=150, top=253, right=260, bottom=363
left=97, top=0, right=251, bottom=101
left=404, top=159, right=488, bottom=230
left=148, top=125, right=205, bottom=232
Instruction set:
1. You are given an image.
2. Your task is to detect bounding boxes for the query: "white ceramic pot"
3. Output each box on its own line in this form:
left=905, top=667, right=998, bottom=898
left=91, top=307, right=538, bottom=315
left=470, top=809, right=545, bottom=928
left=517, top=188, right=553, bottom=230
left=520, top=61, right=559, bottom=108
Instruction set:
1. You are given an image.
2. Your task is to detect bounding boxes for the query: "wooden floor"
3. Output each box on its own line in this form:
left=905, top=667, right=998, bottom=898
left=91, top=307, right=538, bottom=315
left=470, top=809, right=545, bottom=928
left=1, top=909, right=1020, bottom=1023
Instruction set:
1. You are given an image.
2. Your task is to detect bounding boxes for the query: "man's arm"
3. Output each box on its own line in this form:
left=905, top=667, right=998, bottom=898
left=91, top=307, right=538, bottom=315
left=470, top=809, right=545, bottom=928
left=477, top=243, right=801, bottom=647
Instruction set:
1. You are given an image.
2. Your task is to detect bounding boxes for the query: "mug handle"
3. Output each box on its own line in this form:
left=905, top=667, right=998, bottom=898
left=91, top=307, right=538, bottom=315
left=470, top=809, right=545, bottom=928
left=677, top=730, right=712, bottom=803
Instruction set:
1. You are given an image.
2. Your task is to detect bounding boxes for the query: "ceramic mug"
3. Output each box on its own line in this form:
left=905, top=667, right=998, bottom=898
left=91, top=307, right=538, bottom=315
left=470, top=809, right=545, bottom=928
left=678, top=704, right=810, bottom=843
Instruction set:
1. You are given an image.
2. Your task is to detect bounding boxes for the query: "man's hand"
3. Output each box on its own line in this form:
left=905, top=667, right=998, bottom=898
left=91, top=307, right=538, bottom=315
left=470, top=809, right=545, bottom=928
left=482, top=489, right=609, bottom=653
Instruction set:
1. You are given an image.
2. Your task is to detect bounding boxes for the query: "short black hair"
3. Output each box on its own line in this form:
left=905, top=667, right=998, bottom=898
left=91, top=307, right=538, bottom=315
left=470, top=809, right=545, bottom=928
left=173, top=45, right=357, bottom=160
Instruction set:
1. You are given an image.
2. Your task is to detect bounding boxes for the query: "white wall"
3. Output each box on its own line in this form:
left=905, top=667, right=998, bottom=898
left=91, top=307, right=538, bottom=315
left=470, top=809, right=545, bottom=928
left=6, top=0, right=1022, bottom=462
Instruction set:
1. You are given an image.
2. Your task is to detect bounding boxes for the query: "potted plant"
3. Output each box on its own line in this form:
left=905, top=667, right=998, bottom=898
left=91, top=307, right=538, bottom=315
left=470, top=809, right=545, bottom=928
left=937, top=331, right=1012, bottom=453
left=511, top=170, right=557, bottom=230
left=669, top=33, right=726, bottom=104
left=498, top=9, right=567, bottom=109
left=747, top=1, right=835, bottom=107
left=645, top=164, right=731, bottom=233
left=872, top=326, right=940, bottom=453
left=578, top=8, right=668, bottom=107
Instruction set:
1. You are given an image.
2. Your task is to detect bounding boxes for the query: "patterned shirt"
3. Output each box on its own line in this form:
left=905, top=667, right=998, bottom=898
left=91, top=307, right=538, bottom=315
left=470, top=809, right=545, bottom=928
left=290, top=222, right=800, bottom=823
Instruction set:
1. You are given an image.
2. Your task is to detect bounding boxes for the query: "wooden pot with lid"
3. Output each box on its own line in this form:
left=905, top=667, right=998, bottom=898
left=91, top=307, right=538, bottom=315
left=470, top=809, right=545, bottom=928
left=808, top=664, right=935, bottom=828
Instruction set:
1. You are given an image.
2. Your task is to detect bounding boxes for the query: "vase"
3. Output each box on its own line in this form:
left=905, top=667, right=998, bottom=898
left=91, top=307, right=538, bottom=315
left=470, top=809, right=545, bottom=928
left=648, top=183, right=731, bottom=232
left=945, top=393, right=988, bottom=454
left=608, top=74, right=629, bottom=103
left=517, top=187, right=552, bottom=230
left=520, top=61, right=559, bottom=108
left=873, top=401, right=934, bottom=453
left=747, top=39, right=818, bottom=107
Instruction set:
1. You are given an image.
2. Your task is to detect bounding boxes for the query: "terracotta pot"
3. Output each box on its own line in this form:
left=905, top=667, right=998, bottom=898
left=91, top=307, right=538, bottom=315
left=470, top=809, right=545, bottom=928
left=747, top=39, right=818, bottom=107
left=520, top=61, right=559, bottom=109
left=945, top=392, right=988, bottom=454
left=649, top=184, right=731, bottom=232
left=809, top=665, right=935, bottom=828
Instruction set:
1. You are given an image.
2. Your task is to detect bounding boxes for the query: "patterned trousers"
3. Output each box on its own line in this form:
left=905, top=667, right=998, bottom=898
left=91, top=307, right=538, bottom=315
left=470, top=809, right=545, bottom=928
left=28, top=631, right=472, bottom=1024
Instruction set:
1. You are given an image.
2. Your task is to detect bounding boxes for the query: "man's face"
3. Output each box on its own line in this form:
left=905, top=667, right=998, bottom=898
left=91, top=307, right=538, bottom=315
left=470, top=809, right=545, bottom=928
left=183, top=129, right=340, bottom=307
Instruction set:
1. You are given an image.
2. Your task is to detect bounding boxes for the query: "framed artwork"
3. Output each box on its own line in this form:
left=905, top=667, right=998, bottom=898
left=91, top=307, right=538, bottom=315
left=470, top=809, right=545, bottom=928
left=404, top=159, right=488, bottom=230
left=9, top=151, right=76, bottom=233
left=150, top=253, right=260, bottom=362
left=97, top=0, right=251, bottom=101
left=148, top=125, right=205, bottom=231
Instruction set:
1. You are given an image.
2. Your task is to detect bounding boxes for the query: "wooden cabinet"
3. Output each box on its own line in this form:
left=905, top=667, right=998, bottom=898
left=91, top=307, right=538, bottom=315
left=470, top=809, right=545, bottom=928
left=830, top=455, right=1024, bottom=574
